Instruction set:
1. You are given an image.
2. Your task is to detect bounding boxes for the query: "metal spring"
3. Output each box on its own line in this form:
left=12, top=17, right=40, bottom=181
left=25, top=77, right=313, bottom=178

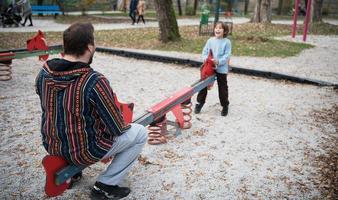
left=0, top=63, right=12, bottom=81
left=147, top=117, right=167, bottom=145
left=181, top=102, right=192, bottom=129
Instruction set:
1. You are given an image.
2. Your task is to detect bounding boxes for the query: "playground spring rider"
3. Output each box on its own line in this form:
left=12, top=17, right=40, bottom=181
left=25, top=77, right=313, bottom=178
left=147, top=99, right=193, bottom=145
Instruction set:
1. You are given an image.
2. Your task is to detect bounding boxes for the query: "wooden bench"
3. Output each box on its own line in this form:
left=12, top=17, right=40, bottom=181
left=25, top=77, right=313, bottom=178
left=31, top=5, right=62, bottom=17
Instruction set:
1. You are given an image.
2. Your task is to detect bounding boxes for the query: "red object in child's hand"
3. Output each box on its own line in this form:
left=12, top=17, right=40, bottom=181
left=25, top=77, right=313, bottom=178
left=200, top=50, right=215, bottom=80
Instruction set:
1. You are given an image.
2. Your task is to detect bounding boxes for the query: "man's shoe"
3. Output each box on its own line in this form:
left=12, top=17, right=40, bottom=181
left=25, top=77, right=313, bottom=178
left=221, top=106, right=228, bottom=116
left=68, top=171, right=82, bottom=189
left=72, top=171, right=82, bottom=182
left=194, top=103, right=203, bottom=114
left=91, top=181, right=131, bottom=199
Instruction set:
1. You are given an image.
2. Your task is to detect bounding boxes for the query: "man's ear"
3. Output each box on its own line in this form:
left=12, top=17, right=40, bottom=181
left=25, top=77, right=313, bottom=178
left=88, top=44, right=95, bottom=53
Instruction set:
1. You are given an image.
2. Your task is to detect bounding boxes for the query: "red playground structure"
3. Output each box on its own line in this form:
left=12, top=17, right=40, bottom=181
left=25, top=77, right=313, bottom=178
left=291, top=0, right=312, bottom=41
left=0, top=31, right=217, bottom=197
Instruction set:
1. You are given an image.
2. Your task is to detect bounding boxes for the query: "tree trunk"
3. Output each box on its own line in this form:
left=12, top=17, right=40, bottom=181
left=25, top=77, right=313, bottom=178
left=312, top=0, right=323, bottom=22
left=153, top=0, right=181, bottom=43
left=250, top=0, right=272, bottom=23
left=277, top=0, right=283, bottom=15
left=244, top=0, right=249, bottom=15
left=193, top=0, right=198, bottom=15
left=177, top=0, right=182, bottom=16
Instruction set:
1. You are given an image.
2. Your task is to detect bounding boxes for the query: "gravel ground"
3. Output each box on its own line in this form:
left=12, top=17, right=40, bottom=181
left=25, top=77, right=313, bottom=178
left=0, top=35, right=337, bottom=200
left=120, top=35, right=338, bottom=85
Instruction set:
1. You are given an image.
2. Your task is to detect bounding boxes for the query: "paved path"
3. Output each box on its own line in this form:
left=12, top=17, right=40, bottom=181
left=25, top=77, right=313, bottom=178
left=1, top=16, right=337, bottom=33
left=0, top=17, right=250, bottom=33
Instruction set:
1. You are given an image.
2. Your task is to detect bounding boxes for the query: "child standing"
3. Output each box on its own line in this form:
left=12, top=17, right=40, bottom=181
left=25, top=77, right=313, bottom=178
left=195, top=21, right=231, bottom=116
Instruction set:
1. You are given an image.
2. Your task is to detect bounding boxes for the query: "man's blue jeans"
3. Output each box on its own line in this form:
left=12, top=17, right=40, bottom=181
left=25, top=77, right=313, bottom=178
left=97, top=123, right=148, bottom=185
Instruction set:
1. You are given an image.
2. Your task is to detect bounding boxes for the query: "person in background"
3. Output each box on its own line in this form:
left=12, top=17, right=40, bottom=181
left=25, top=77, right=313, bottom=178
left=194, top=21, right=232, bottom=117
left=136, top=0, right=145, bottom=24
left=35, top=22, right=148, bottom=199
left=17, top=0, right=33, bottom=26
left=129, top=0, right=138, bottom=25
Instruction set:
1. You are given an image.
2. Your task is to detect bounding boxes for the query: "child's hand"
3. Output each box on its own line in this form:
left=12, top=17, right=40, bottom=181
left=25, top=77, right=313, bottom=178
left=211, top=59, right=219, bottom=68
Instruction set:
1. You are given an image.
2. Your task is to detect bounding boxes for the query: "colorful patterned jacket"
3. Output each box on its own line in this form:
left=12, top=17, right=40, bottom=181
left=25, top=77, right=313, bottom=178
left=35, top=59, right=131, bottom=166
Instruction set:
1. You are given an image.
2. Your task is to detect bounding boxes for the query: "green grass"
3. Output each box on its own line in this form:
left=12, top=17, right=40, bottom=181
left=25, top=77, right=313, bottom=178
left=2, top=21, right=337, bottom=57
left=233, top=37, right=312, bottom=57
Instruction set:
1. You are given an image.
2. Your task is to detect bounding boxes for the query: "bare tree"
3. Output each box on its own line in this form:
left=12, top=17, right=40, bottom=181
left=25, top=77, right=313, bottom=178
left=153, top=0, right=181, bottom=42
left=251, top=0, right=272, bottom=23
left=177, top=0, right=183, bottom=16
left=277, top=0, right=283, bottom=15
left=244, top=0, right=249, bottom=15
left=193, top=0, right=198, bottom=15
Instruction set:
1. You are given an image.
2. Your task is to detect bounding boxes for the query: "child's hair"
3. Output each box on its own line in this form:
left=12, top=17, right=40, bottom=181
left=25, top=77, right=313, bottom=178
left=214, top=21, right=229, bottom=38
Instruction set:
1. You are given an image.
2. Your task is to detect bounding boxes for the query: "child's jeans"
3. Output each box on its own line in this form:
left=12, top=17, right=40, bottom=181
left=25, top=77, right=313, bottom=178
left=197, top=72, right=229, bottom=107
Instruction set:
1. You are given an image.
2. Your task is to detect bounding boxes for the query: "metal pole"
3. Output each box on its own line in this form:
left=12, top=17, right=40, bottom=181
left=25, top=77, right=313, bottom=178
left=292, top=0, right=300, bottom=38
left=303, top=0, right=312, bottom=41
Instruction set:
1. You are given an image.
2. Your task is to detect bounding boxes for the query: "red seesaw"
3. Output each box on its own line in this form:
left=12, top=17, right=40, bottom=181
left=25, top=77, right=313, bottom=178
left=43, top=75, right=216, bottom=197
left=0, top=30, right=62, bottom=81
left=2, top=30, right=217, bottom=197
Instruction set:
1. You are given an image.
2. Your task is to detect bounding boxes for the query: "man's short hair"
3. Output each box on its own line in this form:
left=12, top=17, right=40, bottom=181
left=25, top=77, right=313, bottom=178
left=63, top=23, right=94, bottom=57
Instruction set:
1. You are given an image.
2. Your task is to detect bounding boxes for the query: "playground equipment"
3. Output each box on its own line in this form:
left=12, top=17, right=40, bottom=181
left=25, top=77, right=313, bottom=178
left=0, top=31, right=217, bottom=197
left=292, top=0, right=312, bottom=41
left=0, top=30, right=62, bottom=81
left=2, top=29, right=336, bottom=197
left=42, top=75, right=216, bottom=197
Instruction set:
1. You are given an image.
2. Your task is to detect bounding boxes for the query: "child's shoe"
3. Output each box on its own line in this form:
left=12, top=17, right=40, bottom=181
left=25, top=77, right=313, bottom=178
left=194, top=103, right=204, bottom=114
left=221, top=106, right=228, bottom=116
left=91, top=181, right=131, bottom=199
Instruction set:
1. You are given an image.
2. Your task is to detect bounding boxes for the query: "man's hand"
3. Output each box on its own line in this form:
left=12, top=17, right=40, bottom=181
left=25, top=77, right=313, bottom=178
left=101, top=156, right=114, bottom=164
